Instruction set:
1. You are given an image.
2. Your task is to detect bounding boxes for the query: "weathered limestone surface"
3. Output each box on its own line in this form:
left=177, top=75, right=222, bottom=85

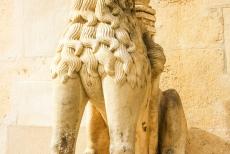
left=151, top=0, right=230, bottom=142
left=0, top=0, right=230, bottom=153
left=207, top=0, right=230, bottom=7
left=11, top=81, right=53, bottom=126
left=6, top=126, right=87, bottom=154
left=21, top=0, right=71, bottom=57
left=4, top=126, right=230, bottom=154
left=152, top=0, right=224, bottom=50
left=0, top=0, right=72, bottom=121
left=223, top=8, right=230, bottom=73
left=0, top=57, right=52, bottom=122
left=160, top=48, right=230, bottom=137
left=186, top=128, right=230, bottom=154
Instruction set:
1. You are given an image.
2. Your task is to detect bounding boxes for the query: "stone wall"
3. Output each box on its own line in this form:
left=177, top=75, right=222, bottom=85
left=151, top=0, right=230, bottom=153
left=151, top=0, right=230, bottom=140
left=0, top=0, right=230, bottom=153
left=0, top=0, right=85, bottom=153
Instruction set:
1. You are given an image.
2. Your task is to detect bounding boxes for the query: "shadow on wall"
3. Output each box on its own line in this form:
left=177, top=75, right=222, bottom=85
left=186, top=128, right=230, bottom=154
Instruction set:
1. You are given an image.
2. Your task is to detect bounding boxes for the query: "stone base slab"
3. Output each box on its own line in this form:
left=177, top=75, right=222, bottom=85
left=0, top=125, right=229, bottom=154
left=1, top=125, right=86, bottom=154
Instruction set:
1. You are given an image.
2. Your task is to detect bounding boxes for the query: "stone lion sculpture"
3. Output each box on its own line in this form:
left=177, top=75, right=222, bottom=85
left=50, top=0, right=187, bottom=153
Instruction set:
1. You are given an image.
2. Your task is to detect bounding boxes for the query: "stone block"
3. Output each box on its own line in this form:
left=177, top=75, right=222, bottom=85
left=177, top=7, right=224, bottom=49
left=151, top=4, right=180, bottom=49
left=13, top=58, right=52, bottom=81
left=207, top=0, right=230, bottom=8
left=160, top=48, right=230, bottom=140
left=11, top=81, right=53, bottom=126
left=0, top=125, right=8, bottom=154
left=223, top=8, right=230, bottom=73
left=20, top=0, right=71, bottom=57
left=0, top=58, right=52, bottom=122
left=152, top=1, right=224, bottom=50
left=10, top=80, right=88, bottom=127
left=6, top=125, right=86, bottom=154
left=0, top=0, right=23, bottom=59
left=0, top=0, right=71, bottom=59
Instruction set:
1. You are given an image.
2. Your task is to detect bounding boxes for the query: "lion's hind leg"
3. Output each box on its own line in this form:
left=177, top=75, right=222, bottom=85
left=158, top=89, right=187, bottom=154
left=84, top=102, right=109, bottom=154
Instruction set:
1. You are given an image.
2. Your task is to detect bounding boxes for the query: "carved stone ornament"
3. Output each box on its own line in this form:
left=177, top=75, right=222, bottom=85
left=50, top=0, right=187, bottom=153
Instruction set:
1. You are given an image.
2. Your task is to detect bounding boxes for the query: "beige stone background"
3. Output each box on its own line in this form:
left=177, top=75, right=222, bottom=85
left=0, top=0, right=230, bottom=153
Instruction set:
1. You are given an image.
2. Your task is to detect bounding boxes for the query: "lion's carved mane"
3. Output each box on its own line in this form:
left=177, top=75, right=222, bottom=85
left=51, top=0, right=165, bottom=88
